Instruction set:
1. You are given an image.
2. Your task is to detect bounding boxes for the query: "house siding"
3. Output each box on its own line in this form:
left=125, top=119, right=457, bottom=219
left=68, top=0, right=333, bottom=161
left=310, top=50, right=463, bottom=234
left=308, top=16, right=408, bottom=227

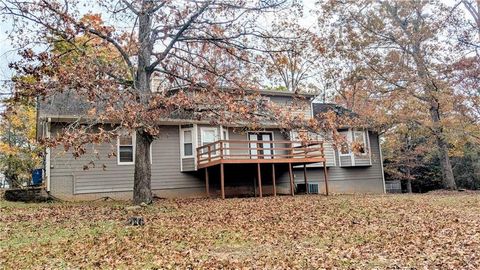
left=278, top=132, right=384, bottom=194
left=49, top=125, right=204, bottom=199
left=47, top=124, right=384, bottom=199
left=270, top=96, right=312, bottom=120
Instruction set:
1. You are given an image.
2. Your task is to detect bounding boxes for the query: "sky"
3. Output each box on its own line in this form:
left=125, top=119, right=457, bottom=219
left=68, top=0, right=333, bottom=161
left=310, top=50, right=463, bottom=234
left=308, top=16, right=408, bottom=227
left=0, top=0, right=465, bottom=85
left=0, top=1, right=317, bottom=83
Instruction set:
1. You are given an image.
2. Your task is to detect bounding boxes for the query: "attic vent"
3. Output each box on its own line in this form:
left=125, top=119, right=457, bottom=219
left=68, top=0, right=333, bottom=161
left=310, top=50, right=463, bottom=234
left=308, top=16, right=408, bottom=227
left=308, top=183, right=319, bottom=194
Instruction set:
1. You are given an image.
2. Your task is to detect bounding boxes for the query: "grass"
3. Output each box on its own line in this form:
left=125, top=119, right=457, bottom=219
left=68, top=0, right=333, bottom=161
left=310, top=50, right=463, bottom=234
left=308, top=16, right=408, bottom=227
left=1, top=193, right=480, bottom=269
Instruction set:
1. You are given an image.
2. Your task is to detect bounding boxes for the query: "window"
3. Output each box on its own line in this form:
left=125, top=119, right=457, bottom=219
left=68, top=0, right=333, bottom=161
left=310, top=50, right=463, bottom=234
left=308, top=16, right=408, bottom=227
left=201, top=128, right=218, bottom=156
left=353, top=131, right=366, bottom=154
left=339, top=132, right=350, bottom=155
left=182, top=129, right=193, bottom=157
left=180, top=128, right=193, bottom=158
left=201, top=128, right=217, bottom=145
left=118, top=134, right=135, bottom=165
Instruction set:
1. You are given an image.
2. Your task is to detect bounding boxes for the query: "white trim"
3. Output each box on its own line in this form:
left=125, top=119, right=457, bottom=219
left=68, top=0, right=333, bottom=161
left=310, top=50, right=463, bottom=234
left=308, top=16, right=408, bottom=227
left=180, top=126, right=195, bottom=158
left=366, top=130, right=372, bottom=166
left=247, top=131, right=275, bottom=159
left=378, top=134, right=387, bottom=193
left=353, top=129, right=368, bottom=156
left=45, top=118, right=51, bottom=191
left=193, top=124, right=198, bottom=170
left=117, top=132, right=136, bottom=165
left=179, top=126, right=183, bottom=172
left=220, top=126, right=230, bottom=156
left=329, top=131, right=337, bottom=166
left=150, top=142, right=153, bottom=165
left=338, top=129, right=352, bottom=166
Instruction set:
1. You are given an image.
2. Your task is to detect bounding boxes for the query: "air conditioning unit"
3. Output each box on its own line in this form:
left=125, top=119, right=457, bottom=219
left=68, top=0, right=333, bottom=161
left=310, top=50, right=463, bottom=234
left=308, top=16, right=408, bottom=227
left=296, top=183, right=319, bottom=194
left=308, top=183, right=319, bottom=194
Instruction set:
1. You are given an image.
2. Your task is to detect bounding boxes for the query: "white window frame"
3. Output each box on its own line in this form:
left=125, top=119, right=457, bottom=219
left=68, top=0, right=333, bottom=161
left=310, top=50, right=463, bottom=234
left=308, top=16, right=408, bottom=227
left=247, top=131, right=275, bottom=159
left=200, top=127, right=218, bottom=158
left=180, top=127, right=195, bottom=158
left=338, top=129, right=372, bottom=166
left=338, top=129, right=353, bottom=157
left=220, top=126, right=230, bottom=155
left=200, top=127, right=219, bottom=146
left=117, top=132, right=136, bottom=165
left=353, top=130, right=368, bottom=156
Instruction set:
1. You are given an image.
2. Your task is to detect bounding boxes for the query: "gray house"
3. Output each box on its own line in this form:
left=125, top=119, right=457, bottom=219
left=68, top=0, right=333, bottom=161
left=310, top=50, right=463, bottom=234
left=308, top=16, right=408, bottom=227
left=37, top=90, right=385, bottom=200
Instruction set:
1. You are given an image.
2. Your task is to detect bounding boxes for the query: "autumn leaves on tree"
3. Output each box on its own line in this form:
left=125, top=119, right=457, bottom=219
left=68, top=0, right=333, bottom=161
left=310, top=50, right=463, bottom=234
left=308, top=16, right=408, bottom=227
left=319, top=0, right=480, bottom=190
left=2, top=0, right=307, bottom=204
left=1, top=0, right=479, bottom=200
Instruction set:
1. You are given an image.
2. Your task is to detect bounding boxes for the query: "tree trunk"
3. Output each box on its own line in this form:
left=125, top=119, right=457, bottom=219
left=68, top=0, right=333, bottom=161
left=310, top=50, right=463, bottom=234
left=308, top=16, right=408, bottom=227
left=407, top=36, right=457, bottom=190
left=133, top=130, right=153, bottom=204
left=429, top=102, right=457, bottom=190
left=406, top=179, right=412, bottom=193
left=406, top=167, right=413, bottom=193
left=133, top=0, right=154, bottom=204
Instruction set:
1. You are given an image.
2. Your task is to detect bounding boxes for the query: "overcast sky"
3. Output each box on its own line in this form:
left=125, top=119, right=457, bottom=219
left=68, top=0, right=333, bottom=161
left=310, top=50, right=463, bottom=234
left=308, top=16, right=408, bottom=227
left=0, top=0, right=463, bottom=83
left=0, top=1, right=317, bottom=83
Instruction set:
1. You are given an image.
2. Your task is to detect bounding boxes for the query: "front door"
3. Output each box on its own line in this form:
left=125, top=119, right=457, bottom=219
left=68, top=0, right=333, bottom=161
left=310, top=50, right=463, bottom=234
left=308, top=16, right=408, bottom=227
left=248, top=132, right=273, bottom=159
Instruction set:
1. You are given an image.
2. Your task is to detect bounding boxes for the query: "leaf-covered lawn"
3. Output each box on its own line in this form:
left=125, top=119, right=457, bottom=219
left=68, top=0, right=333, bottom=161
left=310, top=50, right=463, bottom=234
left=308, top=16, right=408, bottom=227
left=1, top=194, right=480, bottom=269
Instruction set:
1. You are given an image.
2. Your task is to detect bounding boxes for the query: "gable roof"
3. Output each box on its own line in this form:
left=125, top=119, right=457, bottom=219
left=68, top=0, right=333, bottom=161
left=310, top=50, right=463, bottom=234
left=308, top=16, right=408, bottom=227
left=39, top=87, right=316, bottom=120
left=166, top=86, right=317, bottom=98
left=312, top=103, right=357, bottom=118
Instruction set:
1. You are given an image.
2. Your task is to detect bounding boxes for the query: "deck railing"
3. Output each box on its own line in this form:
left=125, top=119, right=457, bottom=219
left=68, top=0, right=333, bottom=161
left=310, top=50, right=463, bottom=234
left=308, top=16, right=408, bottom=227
left=196, top=140, right=325, bottom=167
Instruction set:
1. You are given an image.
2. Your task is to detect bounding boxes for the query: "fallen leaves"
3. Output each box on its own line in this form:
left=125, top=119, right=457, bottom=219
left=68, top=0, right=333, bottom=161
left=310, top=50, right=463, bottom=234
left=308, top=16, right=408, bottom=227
left=1, top=194, right=480, bottom=269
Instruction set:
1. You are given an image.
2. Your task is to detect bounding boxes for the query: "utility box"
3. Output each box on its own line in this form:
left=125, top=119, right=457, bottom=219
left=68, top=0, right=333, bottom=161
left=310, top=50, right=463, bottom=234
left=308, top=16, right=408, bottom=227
left=31, top=169, right=43, bottom=186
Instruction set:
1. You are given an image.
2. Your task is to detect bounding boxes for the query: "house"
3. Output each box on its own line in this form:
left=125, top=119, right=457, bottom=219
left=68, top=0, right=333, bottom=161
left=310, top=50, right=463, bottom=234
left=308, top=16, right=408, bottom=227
left=36, top=89, right=385, bottom=200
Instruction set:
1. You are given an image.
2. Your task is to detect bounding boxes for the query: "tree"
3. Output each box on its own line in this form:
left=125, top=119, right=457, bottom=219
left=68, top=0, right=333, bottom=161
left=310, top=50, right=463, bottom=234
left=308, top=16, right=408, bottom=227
left=318, top=0, right=476, bottom=190
left=0, top=98, right=41, bottom=187
left=260, top=22, right=326, bottom=94
left=1, top=0, right=299, bottom=204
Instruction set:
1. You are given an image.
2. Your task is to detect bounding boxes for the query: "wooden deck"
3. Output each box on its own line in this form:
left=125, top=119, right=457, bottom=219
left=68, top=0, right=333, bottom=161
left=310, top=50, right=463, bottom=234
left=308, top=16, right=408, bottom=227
left=196, top=140, right=326, bottom=169
left=196, top=140, right=329, bottom=199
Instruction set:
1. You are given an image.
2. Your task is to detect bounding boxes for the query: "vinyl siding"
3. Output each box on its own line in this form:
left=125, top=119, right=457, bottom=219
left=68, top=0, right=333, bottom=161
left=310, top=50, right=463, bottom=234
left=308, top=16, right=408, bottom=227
left=270, top=96, right=312, bottom=120
left=49, top=125, right=202, bottom=196
left=339, top=155, right=353, bottom=167
left=182, top=158, right=195, bottom=171
left=49, top=123, right=384, bottom=197
left=295, top=141, right=336, bottom=168
left=278, top=132, right=384, bottom=194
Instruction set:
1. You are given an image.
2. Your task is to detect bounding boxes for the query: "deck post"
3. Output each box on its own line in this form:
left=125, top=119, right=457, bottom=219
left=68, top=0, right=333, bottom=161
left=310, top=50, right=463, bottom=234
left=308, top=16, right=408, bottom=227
left=288, top=163, right=294, bottom=196
left=219, top=141, right=223, bottom=159
left=220, top=163, right=225, bottom=199
left=323, top=161, right=329, bottom=196
left=303, top=164, right=308, bottom=194
left=205, top=167, right=210, bottom=198
left=272, top=164, right=276, bottom=197
left=257, top=163, right=263, bottom=198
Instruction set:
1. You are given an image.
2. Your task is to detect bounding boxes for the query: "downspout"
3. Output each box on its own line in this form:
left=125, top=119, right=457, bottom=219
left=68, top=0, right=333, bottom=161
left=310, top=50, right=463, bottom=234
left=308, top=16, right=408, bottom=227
left=378, top=133, right=386, bottom=194
left=45, top=118, right=51, bottom=192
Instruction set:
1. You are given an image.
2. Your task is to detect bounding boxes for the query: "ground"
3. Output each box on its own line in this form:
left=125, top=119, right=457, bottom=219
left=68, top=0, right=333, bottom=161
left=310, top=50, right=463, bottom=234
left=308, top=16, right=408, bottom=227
left=1, top=193, right=480, bottom=269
